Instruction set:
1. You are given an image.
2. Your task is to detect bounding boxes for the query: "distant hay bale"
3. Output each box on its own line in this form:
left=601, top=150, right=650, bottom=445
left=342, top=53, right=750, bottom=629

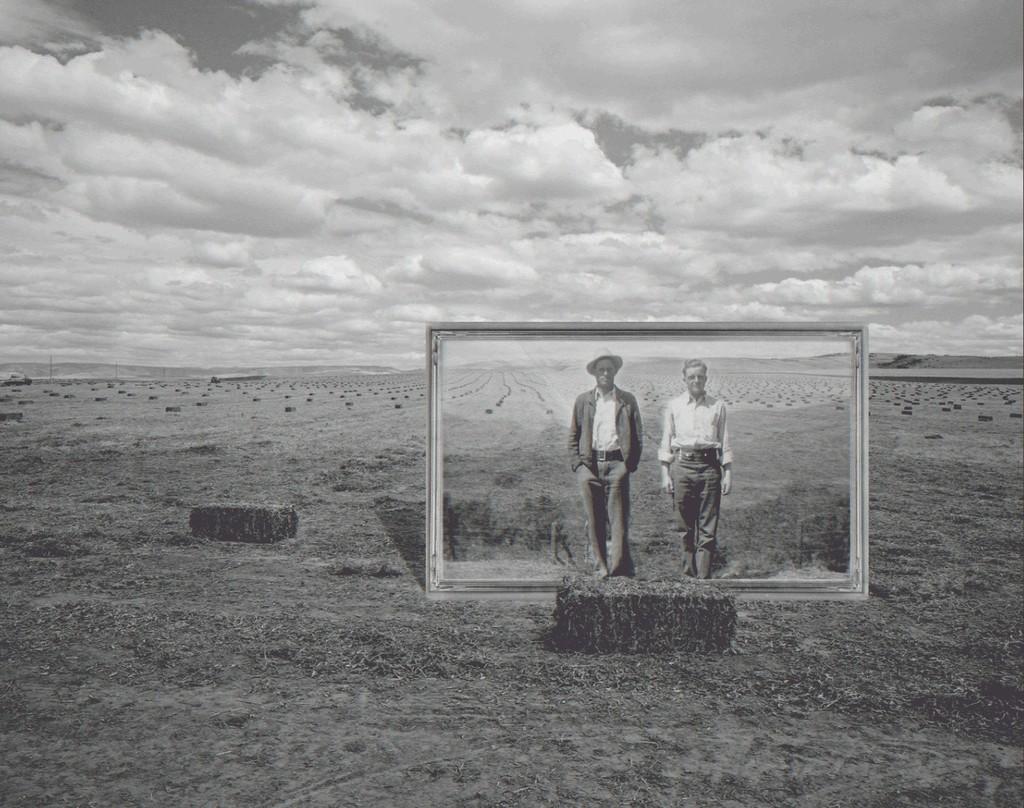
left=328, top=558, right=404, bottom=578
left=0, top=412, right=24, bottom=422
left=165, top=406, right=181, bottom=413
left=285, top=406, right=295, bottom=412
left=189, top=504, right=298, bottom=543
left=550, top=576, right=736, bottom=654
left=979, top=415, right=993, bottom=422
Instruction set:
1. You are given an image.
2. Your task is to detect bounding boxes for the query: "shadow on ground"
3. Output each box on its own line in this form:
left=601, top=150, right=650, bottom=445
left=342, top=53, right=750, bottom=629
left=373, top=496, right=426, bottom=590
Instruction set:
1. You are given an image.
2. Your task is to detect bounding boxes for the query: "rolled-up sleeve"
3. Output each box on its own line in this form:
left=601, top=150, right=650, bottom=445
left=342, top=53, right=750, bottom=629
left=718, top=402, right=733, bottom=466
left=658, top=404, right=675, bottom=463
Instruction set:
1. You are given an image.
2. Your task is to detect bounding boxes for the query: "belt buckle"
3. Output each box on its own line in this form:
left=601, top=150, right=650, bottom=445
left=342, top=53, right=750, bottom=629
left=596, top=449, right=607, bottom=461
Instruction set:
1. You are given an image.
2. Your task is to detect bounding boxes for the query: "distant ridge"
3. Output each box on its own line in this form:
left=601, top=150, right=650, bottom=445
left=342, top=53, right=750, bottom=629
left=869, top=353, right=1024, bottom=369
left=0, top=362, right=404, bottom=381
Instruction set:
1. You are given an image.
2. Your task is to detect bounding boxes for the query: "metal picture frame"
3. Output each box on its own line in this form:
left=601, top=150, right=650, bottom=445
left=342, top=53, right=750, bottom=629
left=426, top=322, right=868, bottom=601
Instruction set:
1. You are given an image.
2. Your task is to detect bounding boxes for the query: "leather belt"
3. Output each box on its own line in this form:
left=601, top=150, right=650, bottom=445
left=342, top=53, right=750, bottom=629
left=593, top=449, right=623, bottom=462
left=675, top=448, right=719, bottom=462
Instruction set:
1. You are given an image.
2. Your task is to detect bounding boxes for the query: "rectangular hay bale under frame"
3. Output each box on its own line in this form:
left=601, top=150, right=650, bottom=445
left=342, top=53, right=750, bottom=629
left=551, top=576, right=737, bottom=653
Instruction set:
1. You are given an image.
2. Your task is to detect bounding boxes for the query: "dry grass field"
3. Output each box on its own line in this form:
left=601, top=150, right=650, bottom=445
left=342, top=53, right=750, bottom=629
left=1, top=369, right=1022, bottom=807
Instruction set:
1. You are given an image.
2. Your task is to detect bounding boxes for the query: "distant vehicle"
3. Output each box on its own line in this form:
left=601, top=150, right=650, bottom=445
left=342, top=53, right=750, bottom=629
left=1, top=373, right=31, bottom=386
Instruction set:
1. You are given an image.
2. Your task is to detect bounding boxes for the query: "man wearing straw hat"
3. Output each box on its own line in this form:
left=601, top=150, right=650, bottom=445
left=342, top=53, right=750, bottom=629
left=659, top=358, right=733, bottom=579
left=567, top=350, right=643, bottom=578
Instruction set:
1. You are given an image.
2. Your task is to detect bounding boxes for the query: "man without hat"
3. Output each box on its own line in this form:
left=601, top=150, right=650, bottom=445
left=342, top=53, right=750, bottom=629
left=567, top=350, right=643, bottom=578
left=659, top=358, right=733, bottom=578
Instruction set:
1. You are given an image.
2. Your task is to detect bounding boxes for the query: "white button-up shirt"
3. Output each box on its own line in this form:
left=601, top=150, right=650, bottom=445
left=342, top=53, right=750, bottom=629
left=591, top=387, right=621, bottom=451
left=658, top=391, right=733, bottom=465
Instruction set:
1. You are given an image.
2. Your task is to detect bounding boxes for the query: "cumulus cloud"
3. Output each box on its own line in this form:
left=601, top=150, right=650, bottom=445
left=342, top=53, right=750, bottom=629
left=260, top=0, right=1022, bottom=132
left=0, top=4, right=1020, bottom=364
left=386, top=247, right=538, bottom=291
left=895, top=101, right=1020, bottom=162
left=750, top=264, right=1022, bottom=307
left=190, top=239, right=255, bottom=269
left=870, top=313, right=1023, bottom=355
left=462, top=122, right=625, bottom=199
left=0, top=0, right=99, bottom=51
left=280, top=255, right=383, bottom=295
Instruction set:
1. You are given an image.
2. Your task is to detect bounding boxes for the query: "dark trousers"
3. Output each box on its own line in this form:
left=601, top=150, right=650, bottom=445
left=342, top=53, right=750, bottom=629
left=576, top=460, right=634, bottom=577
left=672, top=460, right=721, bottom=578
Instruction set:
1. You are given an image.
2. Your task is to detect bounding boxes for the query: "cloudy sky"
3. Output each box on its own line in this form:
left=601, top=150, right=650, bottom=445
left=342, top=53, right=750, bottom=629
left=1, top=0, right=1021, bottom=367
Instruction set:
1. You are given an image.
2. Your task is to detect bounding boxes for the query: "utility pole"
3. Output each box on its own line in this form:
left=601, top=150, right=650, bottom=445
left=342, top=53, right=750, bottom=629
left=49, top=354, right=52, bottom=382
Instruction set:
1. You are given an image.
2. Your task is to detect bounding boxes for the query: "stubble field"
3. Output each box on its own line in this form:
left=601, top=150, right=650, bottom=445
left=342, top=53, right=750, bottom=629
left=0, top=370, right=1021, bottom=807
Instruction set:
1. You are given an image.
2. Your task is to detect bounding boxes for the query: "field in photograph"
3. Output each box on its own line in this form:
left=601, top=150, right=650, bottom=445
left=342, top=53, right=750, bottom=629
left=441, top=357, right=854, bottom=581
left=0, top=368, right=1022, bottom=807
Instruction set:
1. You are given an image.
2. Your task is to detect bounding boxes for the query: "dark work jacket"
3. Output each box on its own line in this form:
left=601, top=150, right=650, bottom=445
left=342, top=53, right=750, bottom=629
left=567, top=387, right=643, bottom=473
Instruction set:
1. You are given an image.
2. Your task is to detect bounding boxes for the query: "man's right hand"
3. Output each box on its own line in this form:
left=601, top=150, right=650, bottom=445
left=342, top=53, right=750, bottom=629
left=661, top=475, right=674, bottom=495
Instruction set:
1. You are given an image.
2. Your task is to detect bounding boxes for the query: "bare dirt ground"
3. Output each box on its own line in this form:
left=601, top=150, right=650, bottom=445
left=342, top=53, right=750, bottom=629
left=1, top=373, right=1021, bottom=807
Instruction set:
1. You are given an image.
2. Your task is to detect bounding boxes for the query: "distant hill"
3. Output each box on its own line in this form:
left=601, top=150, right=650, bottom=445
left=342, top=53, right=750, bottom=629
left=869, top=354, right=1024, bottom=370
left=0, top=362, right=403, bottom=381
left=627, top=355, right=852, bottom=376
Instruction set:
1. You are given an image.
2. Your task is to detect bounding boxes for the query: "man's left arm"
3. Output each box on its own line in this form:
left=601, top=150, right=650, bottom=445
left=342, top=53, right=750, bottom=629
left=719, top=401, right=733, bottom=495
left=634, top=394, right=643, bottom=461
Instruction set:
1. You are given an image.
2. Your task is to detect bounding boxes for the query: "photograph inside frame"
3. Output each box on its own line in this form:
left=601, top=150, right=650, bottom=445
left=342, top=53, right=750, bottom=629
left=428, top=324, right=867, bottom=598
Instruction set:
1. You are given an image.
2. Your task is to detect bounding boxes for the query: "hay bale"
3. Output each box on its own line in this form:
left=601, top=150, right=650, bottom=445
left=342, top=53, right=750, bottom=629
left=328, top=558, right=404, bottom=577
left=0, top=412, right=24, bottom=422
left=165, top=406, right=181, bottom=413
left=550, top=575, right=736, bottom=653
left=189, top=504, right=298, bottom=543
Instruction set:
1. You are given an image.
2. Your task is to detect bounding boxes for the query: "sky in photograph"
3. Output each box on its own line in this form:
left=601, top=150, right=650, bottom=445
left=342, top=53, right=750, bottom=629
left=439, top=335, right=855, bottom=369
left=1, top=0, right=1021, bottom=368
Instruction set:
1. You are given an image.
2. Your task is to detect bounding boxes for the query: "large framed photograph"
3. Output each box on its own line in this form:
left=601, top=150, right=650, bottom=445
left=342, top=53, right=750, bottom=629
left=427, top=322, right=868, bottom=600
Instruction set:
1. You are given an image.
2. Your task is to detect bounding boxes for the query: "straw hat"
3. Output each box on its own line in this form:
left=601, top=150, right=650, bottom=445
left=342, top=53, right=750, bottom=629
left=586, top=350, right=623, bottom=376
